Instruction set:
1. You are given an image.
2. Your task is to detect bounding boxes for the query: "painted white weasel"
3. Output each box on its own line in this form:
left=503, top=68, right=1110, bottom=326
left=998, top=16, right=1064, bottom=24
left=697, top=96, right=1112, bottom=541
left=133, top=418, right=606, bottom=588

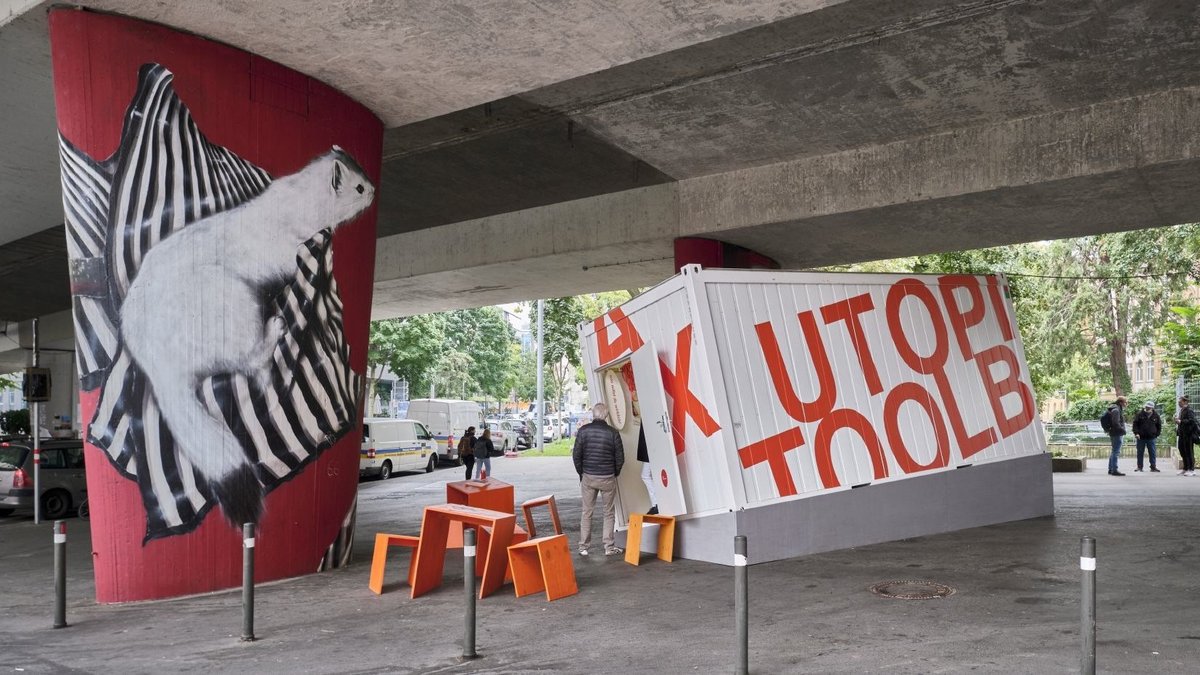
left=120, top=146, right=375, bottom=526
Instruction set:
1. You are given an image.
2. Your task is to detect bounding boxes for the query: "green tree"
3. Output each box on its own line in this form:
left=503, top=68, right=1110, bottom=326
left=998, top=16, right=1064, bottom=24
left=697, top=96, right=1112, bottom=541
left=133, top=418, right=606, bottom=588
left=0, top=409, right=30, bottom=434
left=370, top=314, right=448, bottom=400
left=442, top=307, right=516, bottom=400
left=536, top=297, right=588, bottom=412
left=1160, top=304, right=1200, bottom=379
left=1026, top=228, right=1195, bottom=396
left=430, top=347, right=475, bottom=400
left=0, top=373, right=18, bottom=390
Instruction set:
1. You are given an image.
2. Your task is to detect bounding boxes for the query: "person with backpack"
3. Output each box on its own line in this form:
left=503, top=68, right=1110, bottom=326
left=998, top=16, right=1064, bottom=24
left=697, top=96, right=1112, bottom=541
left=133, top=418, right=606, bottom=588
left=1131, top=401, right=1162, bottom=472
left=1175, top=396, right=1197, bottom=476
left=473, top=428, right=497, bottom=480
left=1103, top=396, right=1127, bottom=476
left=457, top=427, right=477, bottom=481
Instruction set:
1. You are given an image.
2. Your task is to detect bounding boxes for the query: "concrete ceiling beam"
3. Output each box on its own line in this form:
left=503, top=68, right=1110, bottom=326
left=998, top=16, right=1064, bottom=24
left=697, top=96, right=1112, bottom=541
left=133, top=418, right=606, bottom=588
left=373, top=83, right=1200, bottom=317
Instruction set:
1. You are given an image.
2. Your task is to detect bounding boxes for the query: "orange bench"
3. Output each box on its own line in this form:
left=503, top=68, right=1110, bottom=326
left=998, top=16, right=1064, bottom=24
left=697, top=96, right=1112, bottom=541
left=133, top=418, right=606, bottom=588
left=507, top=534, right=578, bottom=601
left=521, top=494, right=563, bottom=539
left=624, top=513, right=676, bottom=566
left=368, top=533, right=420, bottom=594
left=475, top=523, right=529, bottom=582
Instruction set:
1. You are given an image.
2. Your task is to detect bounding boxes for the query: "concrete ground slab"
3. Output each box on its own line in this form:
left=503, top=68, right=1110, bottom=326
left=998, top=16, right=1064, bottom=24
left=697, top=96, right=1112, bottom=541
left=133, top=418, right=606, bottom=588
left=0, top=456, right=1196, bottom=674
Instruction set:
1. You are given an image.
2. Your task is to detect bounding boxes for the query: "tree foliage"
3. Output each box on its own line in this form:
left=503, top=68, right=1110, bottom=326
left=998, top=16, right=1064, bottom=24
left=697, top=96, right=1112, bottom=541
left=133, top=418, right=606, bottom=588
left=1023, top=228, right=1195, bottom=396
left=368, top=308, right=517, bottom=403
left=0, top=409, right=30, bottom=435
left=1160, top=305, right=1200, bottom=379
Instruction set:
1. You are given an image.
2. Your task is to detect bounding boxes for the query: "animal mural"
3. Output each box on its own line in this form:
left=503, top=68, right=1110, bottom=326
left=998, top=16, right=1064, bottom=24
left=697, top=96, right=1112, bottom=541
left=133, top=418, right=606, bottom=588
left=59, top=64, right=372, bottom=539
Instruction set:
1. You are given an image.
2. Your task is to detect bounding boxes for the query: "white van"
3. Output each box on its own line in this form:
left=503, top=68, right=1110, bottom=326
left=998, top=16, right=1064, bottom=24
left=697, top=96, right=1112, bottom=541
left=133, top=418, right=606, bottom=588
left=405, top=399, right=483, bottom=463
left=360, top=418, right=440, bottom=479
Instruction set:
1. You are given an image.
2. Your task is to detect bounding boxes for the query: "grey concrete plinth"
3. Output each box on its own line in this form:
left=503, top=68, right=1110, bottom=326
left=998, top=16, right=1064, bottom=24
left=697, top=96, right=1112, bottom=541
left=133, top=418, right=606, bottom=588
left=628, top=453, right=1054, bottom=566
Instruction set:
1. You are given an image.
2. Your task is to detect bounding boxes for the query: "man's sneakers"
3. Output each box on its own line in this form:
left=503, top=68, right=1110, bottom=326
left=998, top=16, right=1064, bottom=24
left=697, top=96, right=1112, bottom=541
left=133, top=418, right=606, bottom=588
left=1151, top=467, right=1161, bottom=472
left=1109, top=471, right=1126, bottom=476
left=1134, top=468, right=1143, bottom=472
left=581, top=546, right=626, bottom=556
left=647, top=505, right=659, bottom=516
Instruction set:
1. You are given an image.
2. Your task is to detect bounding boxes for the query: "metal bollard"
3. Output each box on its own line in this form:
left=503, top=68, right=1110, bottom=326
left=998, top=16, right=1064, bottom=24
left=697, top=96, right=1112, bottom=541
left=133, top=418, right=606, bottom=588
left=735, top=535, right=748, bottom=675
left=241, top=523, right=256, bottom=642
left=463, top=528, right=478, bottom=660
left=1081, top=537, right=1095, bottom=674
left=53, top=520, right=67, bottom=629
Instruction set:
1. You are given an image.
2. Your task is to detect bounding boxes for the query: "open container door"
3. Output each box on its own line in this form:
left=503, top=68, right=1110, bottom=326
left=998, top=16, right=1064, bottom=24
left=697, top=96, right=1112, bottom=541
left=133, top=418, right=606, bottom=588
left=631, top=341, right=687, bottom=516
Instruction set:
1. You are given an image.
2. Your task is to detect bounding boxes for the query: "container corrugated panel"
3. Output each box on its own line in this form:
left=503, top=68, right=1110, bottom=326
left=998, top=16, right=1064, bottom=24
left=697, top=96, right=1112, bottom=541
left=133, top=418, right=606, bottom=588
left=698, top=269, right=1043, bottom=507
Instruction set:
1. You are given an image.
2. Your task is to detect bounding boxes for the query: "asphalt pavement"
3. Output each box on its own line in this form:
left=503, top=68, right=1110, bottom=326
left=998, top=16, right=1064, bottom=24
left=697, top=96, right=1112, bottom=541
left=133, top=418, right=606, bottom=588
left=0, top=455, right=1197, bottom=674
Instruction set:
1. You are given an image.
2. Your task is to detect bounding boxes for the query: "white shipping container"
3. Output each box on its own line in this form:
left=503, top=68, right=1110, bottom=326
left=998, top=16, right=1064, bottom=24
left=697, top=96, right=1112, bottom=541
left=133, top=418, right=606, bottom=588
left=579, top=265, right=1052, bottom=565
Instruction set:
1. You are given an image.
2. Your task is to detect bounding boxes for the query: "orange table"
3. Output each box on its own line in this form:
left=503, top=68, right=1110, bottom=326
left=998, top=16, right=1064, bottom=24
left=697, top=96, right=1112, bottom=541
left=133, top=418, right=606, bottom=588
left=445, top=479, right=515, bottom=548
left=447, top=478, right=514, bottom=512
left=410, top=503, right=516, bottom=599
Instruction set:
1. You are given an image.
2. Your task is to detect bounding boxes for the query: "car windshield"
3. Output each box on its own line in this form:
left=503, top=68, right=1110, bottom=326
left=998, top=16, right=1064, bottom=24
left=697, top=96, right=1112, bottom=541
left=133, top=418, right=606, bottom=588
left=0, top=445, right=30, bottom=470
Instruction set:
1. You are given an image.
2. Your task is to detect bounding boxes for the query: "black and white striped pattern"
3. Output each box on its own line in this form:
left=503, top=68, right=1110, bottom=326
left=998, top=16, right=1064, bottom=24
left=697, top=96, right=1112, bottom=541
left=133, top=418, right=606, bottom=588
left=60, top=136, right=119, bottom=391
left=58, top=63, right=362, bottom=541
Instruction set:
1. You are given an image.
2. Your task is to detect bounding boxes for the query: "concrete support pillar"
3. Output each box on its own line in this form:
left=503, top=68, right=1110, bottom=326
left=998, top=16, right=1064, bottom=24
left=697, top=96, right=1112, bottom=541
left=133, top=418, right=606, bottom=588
left=49, top=9, right=382, bottom=602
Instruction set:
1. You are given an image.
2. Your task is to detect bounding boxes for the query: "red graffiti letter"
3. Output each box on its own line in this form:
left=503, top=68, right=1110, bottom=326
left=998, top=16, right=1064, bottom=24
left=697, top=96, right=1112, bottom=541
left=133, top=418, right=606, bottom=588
left=754, top=311, right=837, bottom=423
left=737, top=427, right=805, bottom=497
left=887, top=279, right=997, bottom=459
left=813, top=409, right=890, bottom=489
left=986, top=276, right=1015, bottom=341
left=884, top=382, right=951, bottom=474
left=938, top=274, right=985, bottom=361
left=594, top=307, right=644, bottom=365
left=658, top=325, right=721, bottom=455
left=975, top=345, right=1036, bottom=439
left=820, top=293, right=883, bottom=395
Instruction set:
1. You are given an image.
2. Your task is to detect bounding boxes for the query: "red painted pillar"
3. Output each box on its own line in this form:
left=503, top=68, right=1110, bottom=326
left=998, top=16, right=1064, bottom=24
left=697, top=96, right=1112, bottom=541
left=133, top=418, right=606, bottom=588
left=49, top=9, right=382, bottom=602
left=673, top=237, right=779, bottom=272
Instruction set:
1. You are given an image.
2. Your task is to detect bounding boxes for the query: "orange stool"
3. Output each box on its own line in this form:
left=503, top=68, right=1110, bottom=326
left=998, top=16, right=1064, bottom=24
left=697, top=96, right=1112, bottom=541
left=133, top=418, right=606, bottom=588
left=369, top=533, right=420, bottom=594
left=624, top=513, right=676, bottom=565
left=475, top=524, right=528, bottom=582
left=507, top=534, right=578, bottom=601
left=521, top=494, right=563, bottom=539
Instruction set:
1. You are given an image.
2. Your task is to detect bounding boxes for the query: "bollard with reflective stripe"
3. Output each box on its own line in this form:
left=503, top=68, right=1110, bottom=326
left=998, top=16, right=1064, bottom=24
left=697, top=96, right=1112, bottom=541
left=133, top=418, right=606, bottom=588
left=463, top=528, right=478, bottom=660
left=1081, top=537, right=1095, bottom=674
left=241, top=523, right=256, bottom=642
left=735, top=535, right=748, bottom=675
left=53, top=520, right=67, bottom=628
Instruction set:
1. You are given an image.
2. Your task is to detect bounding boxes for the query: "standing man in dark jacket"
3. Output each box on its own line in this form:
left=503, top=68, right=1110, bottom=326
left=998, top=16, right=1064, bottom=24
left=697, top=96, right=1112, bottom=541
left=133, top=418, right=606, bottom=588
left=1175, top=396, right=1197, bottom=476
left=1106, top=396, right=1127, bottom=476
left=1131, top=401, right=1162, bottom=472
left=573, top=402, right=625, bottom=556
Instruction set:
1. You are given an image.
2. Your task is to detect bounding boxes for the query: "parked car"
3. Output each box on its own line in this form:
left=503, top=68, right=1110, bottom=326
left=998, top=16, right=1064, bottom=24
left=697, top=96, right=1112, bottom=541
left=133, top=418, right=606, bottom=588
left=483, top=419, right=516, bottom=453
left=360, top=418, right=440, bottom=479
left=503, top=416, right=533, bottom=448
left=0, top=438, right=87, bottom=518
left=540, top=417, right=561, bottom=443
left=405, top=399, right=484, bottom=464
left=1045, top=422, right=1109, bottom=445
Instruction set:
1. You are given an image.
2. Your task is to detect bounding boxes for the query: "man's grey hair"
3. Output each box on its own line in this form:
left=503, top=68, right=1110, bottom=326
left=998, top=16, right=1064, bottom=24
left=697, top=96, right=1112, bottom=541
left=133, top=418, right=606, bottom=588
left=593, top=402, right=608, bottom=420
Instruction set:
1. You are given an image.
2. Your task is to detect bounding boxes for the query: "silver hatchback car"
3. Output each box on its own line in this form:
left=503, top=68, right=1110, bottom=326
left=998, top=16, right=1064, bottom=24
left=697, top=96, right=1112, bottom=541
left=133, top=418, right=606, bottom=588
left=0, top=438, right=87, bottom=519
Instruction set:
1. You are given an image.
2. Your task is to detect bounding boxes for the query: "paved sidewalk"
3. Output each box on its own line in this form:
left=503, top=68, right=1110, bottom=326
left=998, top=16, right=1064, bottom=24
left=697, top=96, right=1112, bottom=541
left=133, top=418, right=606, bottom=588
left=0, top=456, right=1196, bottom=674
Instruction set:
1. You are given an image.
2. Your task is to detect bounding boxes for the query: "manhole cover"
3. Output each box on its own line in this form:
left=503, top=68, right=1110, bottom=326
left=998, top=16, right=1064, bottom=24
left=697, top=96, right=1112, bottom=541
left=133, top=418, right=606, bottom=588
left=869, top=580, right=956, bottom=600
